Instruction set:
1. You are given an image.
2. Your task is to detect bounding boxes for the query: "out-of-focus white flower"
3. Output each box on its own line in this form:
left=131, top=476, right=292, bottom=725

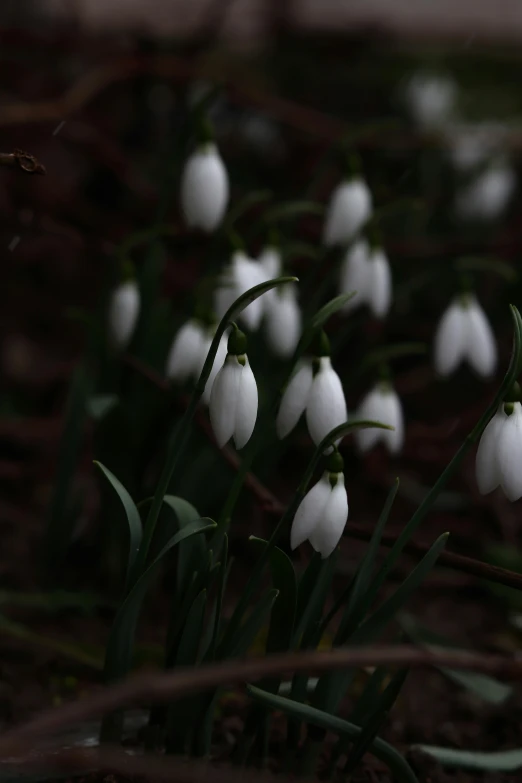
left=264, top=283, right=301, bottom=359
left=323, top=178, right=372, bottom=246
left=404, top=73, right=457, bottom=129
left=209, top=330, right=258, bottom=449
left=276, top=361, right=314, bottom=439
left=355, top=382, right=404, bottom=454
left=454, top=161, right=516, bottom=221
left=109, top=280, right=140, bottom=350
left=258, top=246, right=282, bottom=280
left=290, top=454, right=348, bottom=558
left=476, top=401, right=522, bottom=501
left=165, top=319, right=206, bottom=382
left=338, top=242, right=392, bottom=319
left=214, top=251, right=266, bottom=331
left=446, top=122, right=507, bottom=172
left=434, top=295, right=496, bottom=378
left=180, top=143, right=229, bottom=232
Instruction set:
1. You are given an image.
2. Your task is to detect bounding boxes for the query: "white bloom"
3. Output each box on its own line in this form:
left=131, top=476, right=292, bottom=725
left=339, top=239, right=370, bottom=313
left=290, top=471, right=348, bottom=558
left=367, top=248, right=392, bottom=319
left=355, top=383, right=404, bottom=454
left=264, top=284, right=301, bottom=359
left=454, top=161, right=516, bottom=221
left=476, top=402, right=522, bottom=501
left=306, top=357, right=348, bottom=447
left=404, top=73, right=457, bottom=129
left=277, top=357, right=347, bottom=447
left=180, top=143, right=229, bottom=232
left=214, top=251, right=266, bottom=331
left=209, top=354, right=258, bottom=449
left=197, top=330, right=229, bottom=405
left=258, top=246, right=282, bottom=279
left=109, top=280, right=140, bottom=349
left=447, top=122, right=506, bottom=172
left=165, top=320, right=206, bottom=382
left=323, top=178, right=372, bottom=246
left=434, top=296, right=496, bottom=378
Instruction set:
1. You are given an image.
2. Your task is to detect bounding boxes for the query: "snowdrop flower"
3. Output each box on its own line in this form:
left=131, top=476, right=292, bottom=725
left=434, top=295, right=496, bottom=378
left=323, top=178, right=372, bottom=247
left=258, top=245, right=282, bottom=279
left=338, top=241, right=392, bottom=319
left=198, top=329, right=229, bottom=405
left=209, top=328, right=258, bottom=449
left=276, top=333, right=347, bottom=448
left=290, top=450, right=348, bottom=558
left=214, top=251, right=266, bottom=331
left=355, top=382, right=404, bottom=454
left=165, top=319, right=207, bottom=382
left=264, top=283, right=301, bottom=359
left=108, top=280, right=140, bottom=350
left=476, top=398, right=522, bottom=501
left=454, top=161, right=516, bottom=221
left=180, top=142, right=229, bottom=232
left=404, top=73, right=457, bottom=129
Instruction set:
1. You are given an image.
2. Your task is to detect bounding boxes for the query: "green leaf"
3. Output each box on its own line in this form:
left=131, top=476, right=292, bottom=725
left=294, top=552, right=338, bottom=649
left=294, top=554, right=323, bottom=646
left=399, top=613, right=512, bottom=705
left=208, top=535, right=228, bottom=660
left=162, top=495, right=206, bottom=599
left=308, top=294, right=357, bottom=333
left=456, top=256, right=517, bottom=282
left=175, top=589, right=207, bottom=666
left=94, top=462, right=142, bottom=589
left=224, top=589, right=279, bottom=659
left=413, top=745, right=522, bottom=772
left=247, top=686, right=418, bottom=783
left=87, top=394, right=119, bottom=420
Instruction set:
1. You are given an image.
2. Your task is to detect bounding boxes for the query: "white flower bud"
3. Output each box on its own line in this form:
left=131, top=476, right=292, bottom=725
left=264, top=283, right=301, bottom=359
left=108, top=280, right=140, bottom=350
left=355, top=383, right=404, bottom=454
left=180, top=143, right=229, bottom=232
left=323, top=178, right=372, bottom=247
left=290, top=471, right=348, bottom=559
left=209, top=353, right=258, bottom=449
left=476, top=402, right=522, bottom=501
left=339, top=239, right=370, bottom=313
left=306, top=357, right=348, bottom=448
left=367, top=248, right=392, bottom=319
left=165, top=319, right=206, bottom=382
left=434, top=295, right=496, bottom=378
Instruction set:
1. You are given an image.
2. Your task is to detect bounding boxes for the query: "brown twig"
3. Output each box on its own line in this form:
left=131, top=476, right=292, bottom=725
left=0, top=645, right=520, bottom=756
left=0, top=150, right=46, bottom=175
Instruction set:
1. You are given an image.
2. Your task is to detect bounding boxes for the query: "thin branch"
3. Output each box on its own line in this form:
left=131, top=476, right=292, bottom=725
left=0, top=150, right=46, bottom=175
left=0, top=645, right=520, bottom=756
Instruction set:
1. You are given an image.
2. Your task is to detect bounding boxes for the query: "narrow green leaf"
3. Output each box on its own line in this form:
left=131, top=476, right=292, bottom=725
left=294, top=554, right=323, bottom=646
left=162, top=495, right=206, bottom=598
left=308, top=293, right=357, bottom=333
left=94, top=462, right=142, bottom=589
left=456, top=256, right=517, bottom=282
left=260, top=200, right=325, bottom=225
left=294, top=552, right=338, bottom=649
left=413, top=745, right=522, bottom=772
left=400, top=613, right=512, bottom=705
left=350, top=666, right=390, bottom=725
left=208, top=535, right=228, bottom=660
left=175, top=590, right=207, bottom=666
left=224, top=589, right=279, bottom=659
left=247, top=686, right=419, bottom=783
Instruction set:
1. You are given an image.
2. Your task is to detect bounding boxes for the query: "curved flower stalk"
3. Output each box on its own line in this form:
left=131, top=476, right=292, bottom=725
left=290, top=450, right=348, bottom=559
left=180, top=142, right=229, bottom=232
left=339, top=241, right=392, bottom=319
left=214, top=251, right=267, bottom=331
left=276, top=331, right=347, bottom=448
left=323, top=178, right=372, bottom=246
left=454, top=160, right=516, bottom=221
left=434, top=294, right=496, bottom=378
left=476, top=386, right=522, bottom=501
left=355, top=381, right=404, bottom=454
left=108, top=279, right=140, bottom=350
left=264, top=282, right=302, bottom=359
left=209, top=326, right=258, bottom=449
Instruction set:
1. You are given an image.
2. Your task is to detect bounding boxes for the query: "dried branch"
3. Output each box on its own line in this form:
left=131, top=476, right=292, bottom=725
left=0, top=645, right=520, bottom=756
left=0, top=150, right=46, bottom=175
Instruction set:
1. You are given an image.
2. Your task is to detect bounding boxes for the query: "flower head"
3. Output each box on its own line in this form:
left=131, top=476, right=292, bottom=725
left=209, top=328, right=258, bottom=449
left=339, top=239, right=370, bottom=314
left=476, top=400, right=522, bottom=501
left=434, top=294, right=496, bottom=378
left=180, top=142, right=229, bottom=232
left=338, top=241, right=392, bottom=319
left=264, top=283, right=301, bottom=359
left=454, top=161, right=516, bottom=221
left=165, top=319, right=206, bottom=382
left=355, top=382, right=403, bottom=454
left=323, top=178, right=372, bottom=246
left=290, top=451, right=348, bottom=559
left=214, top=251, right=266, bottom=331
left=109, top=280, right=140, bottom=350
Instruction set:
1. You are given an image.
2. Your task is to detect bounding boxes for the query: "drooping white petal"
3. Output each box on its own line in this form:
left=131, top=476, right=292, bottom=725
left=355, top=388, right=385, bottom=453
left=180, top=143, right=229, bottom=232
left=475, top=406, right=506, bottom=495
left=434, top=301, right=467, bottom=376
left=290, top=472, right=331, bottom=550
left=497, top=403, right=522, bottom=501
left=465, top=298, right=497, bottom=378
left=209, top=355, right=242, bottom=448
left=232, top=252, right=266, bottom=331
left=258, top=246, right=282, bottom=279
left=109, top=281, right=140, bottom=349
left=200, top=331, right=229, bottom=405
left=264, top=284, right=302, bottom=359
left=367, top=249, right=392, bottom=319
left=380, top=388, right=404, bottom=454
left=309, top=476, right=349, bottom=558
left=306, top=357, right=348, bottom=447
left=276, top=362, right=314, bottom=439
left=165, top=320, right=206, bottom=382
left=323, top=179, right=373, bottom=246
left=339, top=240, right=370, bottom=313
left=233, top=358, right=258, bottom=449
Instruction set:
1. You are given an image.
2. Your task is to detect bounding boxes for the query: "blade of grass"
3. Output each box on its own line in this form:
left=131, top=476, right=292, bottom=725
left=412, top=745, right=522, bottom=772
